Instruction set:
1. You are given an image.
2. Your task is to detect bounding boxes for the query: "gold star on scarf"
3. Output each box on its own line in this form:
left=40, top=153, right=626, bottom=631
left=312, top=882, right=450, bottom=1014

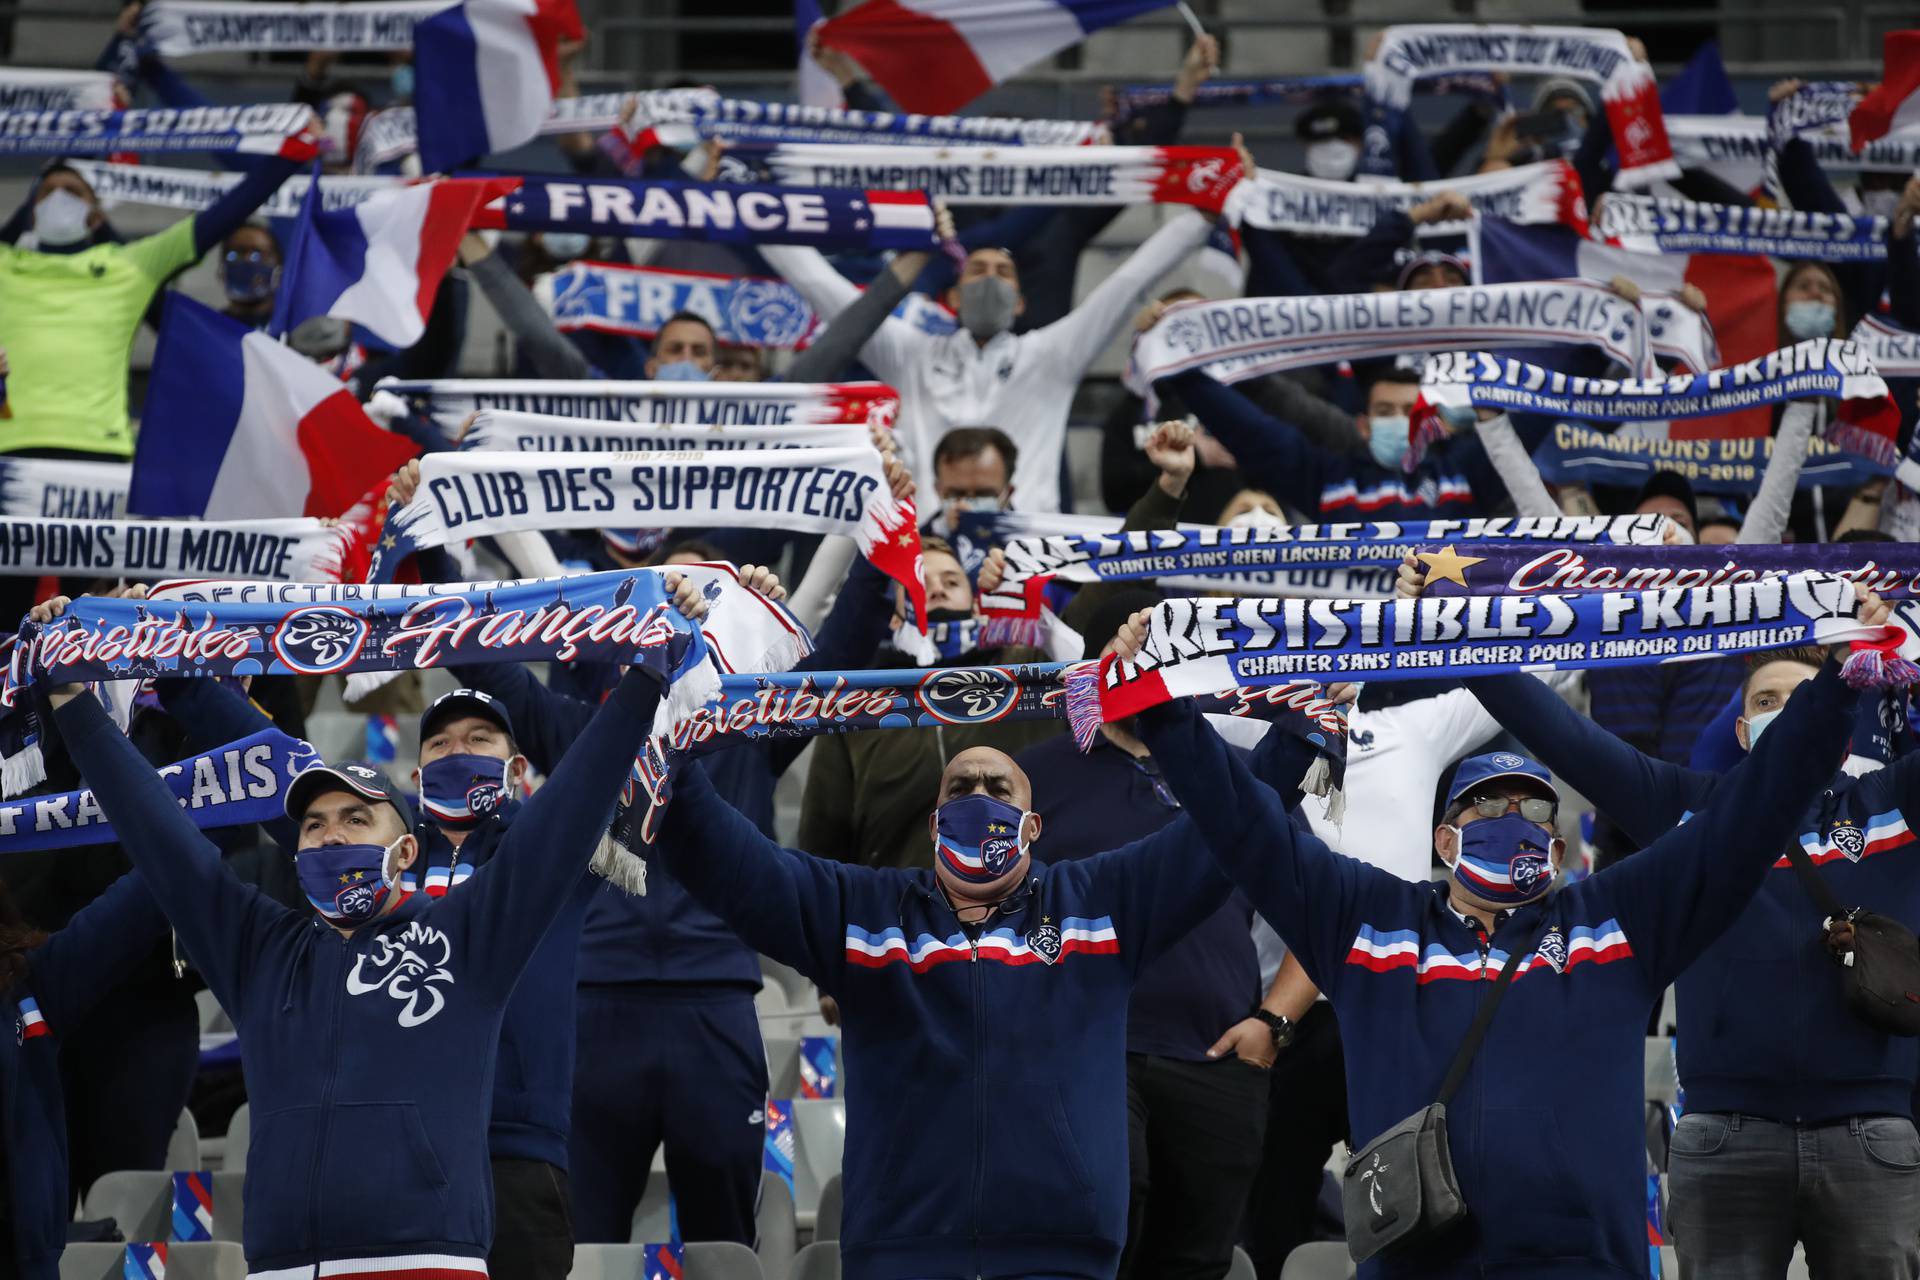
left=381, top=534, right=398, bottom=549
left=1417, top=546, right=1486, bottom=588
left=896, top=529, right=915, bottom=547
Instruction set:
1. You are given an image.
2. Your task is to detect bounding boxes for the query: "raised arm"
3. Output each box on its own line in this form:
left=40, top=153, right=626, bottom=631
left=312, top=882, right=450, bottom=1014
left=1156, top=368, right=1335, bottom=515
left=26, top=870, right=170, bottom=1034
left=190, top=152, right=308, bottom=259
left=154, top=676, right=298, bottom=851
left=760, top=243, right=918, bottom=382
left=1739, top=401, right=1817, bottom=544
left=1474, top=411, right=1560, bottom=517
left=1035, top=209, right=1211, bottom=375
left=462, top=239, right=593, bottom=380
left=784, top=246, right=929, bottom=383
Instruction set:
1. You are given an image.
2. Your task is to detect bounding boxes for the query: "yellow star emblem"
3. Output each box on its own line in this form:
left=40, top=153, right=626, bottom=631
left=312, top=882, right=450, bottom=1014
left=1417, top=545, right=1486, bottom=588
left=896, top=529, right=915, bottom=547
left=380, top=534, right=398, bottom=549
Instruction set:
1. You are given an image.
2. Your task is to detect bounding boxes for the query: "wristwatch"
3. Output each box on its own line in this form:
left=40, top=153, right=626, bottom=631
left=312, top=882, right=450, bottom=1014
left=1252, top=1009, right=1296, bottom=1052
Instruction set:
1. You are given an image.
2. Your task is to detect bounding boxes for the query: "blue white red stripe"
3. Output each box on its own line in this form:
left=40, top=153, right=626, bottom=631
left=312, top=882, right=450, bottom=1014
left=845, top=916, right=1120, bottom=970
left=1320, top=475, right=1475, bottom=514
left=16, top=996, right=47, bottom=1039
left=1776, top=809, right=1915, bottom=867
left=250, top=1254, right=489, bottom=1280
left=1344, top=920, right=1633, bottom=982
left=412, top=0, right=584, bottom=172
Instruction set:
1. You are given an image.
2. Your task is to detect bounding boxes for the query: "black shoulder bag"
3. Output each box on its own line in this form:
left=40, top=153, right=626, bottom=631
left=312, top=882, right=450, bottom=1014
left=1783, top=835, right=1920, bottom=1037
left=1342, top=919, right=1544, bottom=1263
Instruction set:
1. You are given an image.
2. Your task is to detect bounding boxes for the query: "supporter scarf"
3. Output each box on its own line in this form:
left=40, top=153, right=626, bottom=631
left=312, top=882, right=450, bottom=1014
left=1853, top=315, right=1920, bottom=377
left=1226, top=160, right=1587, bottom=239
left=1594, top=192, right=1887, bottom=263
left=978, top=515, right=1672, bottom=634
left=371, top=448, right=927, bottom=618
left=1070, top=574, right=1906, bottom=746
left=1415, top=342, right=1901, bottom=465
left=1641, top=292, right=1720, bottom=375
left=0, top=729, right=318, bottom=854
left=1131, top=284, right=1650, bottom=387
left=354, top=106, right=417, bottom=172
left=0, top=69, right=116, bottom=112
left=1666, top=114, right=1920, bottom=175
left=461, top=411, right=869, bottom=455
left=1416, top=541, right=1920, bottom=598
left=1362, top=25, right=1674, bottom=188
left=64, top=160, right=397, bottom=216
left=624, top=662, right=1349, bottom=844
left=612, top=89, right=1107, bottom=150
left=0, top=103, right=317, bottom=157
left=760, top=144, right=1244, bottom=212
left=376, top=377, right=899, bottom=434
left=474, top=176, right=938, bottom=252
left=0, top=457, right=128, bottom=520
left=1112, top=72, right=1502, bottom=119
left=1767, top=80, right=1861, bottom=146
left=142, top=0, right=448, bottom=54
left=5, top=570, right=714, bottom=715
left=0, top=517, right=349, bottom=581
left=1530, top=420, right=1889, bottom=495
left=550, top=88, right=716, bottom=139
left=537, top=261, right=822, bottom=350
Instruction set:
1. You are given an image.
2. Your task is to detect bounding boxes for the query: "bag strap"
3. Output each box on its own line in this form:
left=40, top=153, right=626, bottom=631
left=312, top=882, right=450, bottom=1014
left=1781, top=828, right=1851, bottom=923
left=1436, top=917, right=1549, bottom=1106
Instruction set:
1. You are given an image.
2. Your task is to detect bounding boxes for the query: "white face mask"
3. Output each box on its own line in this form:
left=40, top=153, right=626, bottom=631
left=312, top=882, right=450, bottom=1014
left=1227, top=508, right=1285, bottom=531
left=1305, top=140, right=1360, bottom=181
left=33, top=189, right=92, bottom=247
left=1861, top=189, right=1901, bottom=220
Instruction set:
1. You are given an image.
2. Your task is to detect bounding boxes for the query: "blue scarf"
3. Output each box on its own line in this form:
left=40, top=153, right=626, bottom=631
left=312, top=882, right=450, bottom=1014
left=0, top=103, right=316, bottom=156
left=1594, top=192, right=1888, bottom=263
left=540, top=261, right=821, bottom=349
left=1419, top=542, right=1920, bottom=599
left=0, top=728, right=316, bottom=853
left=1530, top=420, right=1889, bottom=495
left=474, top=175, right=938, bottom=253
left=1767, top=80, right=1860, bottom=145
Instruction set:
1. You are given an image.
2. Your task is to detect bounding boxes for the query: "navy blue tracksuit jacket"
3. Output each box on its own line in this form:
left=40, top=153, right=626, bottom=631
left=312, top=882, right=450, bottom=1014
left=57, top=672, right=658, bottom=1274
left=1139, top=662, right=1858, bottom=1278
left=1473, top=671, right=1920, bottom=1123
left=3, top=871, right=168, bottom=1280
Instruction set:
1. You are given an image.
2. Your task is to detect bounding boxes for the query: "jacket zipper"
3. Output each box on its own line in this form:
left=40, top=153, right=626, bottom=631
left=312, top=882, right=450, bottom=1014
left=306, top=928, right=348, bottom=1269
left=970, top=935, right=985, bottom=1280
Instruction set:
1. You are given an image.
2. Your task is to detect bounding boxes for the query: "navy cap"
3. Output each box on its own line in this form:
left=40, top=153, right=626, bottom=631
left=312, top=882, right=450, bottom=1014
left=1295, top=99, right=1365, bottom=142
left=284, top=760, right=416, bottom=830
left=420, top=688, right=513, bottom=743
left=1448, top=751, right=1559, bottom=807
left=1396, top=249, right=1469, bottom=290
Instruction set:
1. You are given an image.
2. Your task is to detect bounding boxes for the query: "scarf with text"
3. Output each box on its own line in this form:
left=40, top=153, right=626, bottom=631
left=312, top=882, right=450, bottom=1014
left=1071, top=574, right=1907, bottom=746
left=1113, top=72, right=1502, bottom=121
left=611, top=90, right=1107, bottom=153
left=759, top=144, right=1244, bottom=211
left=0, top=69, right=116, bottom=112
left=1640, top=292, right=1720, bottom=375
left=979, top=515, right=1672, bottom=639
left=536, top=261, right=823, bottom=350
left=142, top=0, right=448, bottom=54
left=1530, top=419, right=1889, bottom=495
left=1363, top=25, right=1673, bottom=187
left=1416, top=541, right=1920, bottom=598
left=0, top=517, right=349, bottom=581
left=461, top=411, right=869, bottom=455
left=372, top=448, right=927, bottom=618
left=1767, top=81, right=1862, bottom=146
left=1853, top=314, right=1920, bottom=377
left=1593, top=192, right=1888, bottom=263
left=1666, top=113, right=1920, bottom=175
left=1226, top=160, right=1587, bottom=238
left=0, top=457, right=128, bottom=521
left=0, top=728, right=318, bottom=854
left=376, top=377, right=899, bottom=436
left=66, top=160, right=398, bottom=216
left=1414, top=342, right=1901, bottom=466
left=475, top=176, right=937, bottom=252
left=6, top=570, right=715, bottom=719
left=1131, top=284, right=1650, bottom=388
left=0, top=103, right=317, bottom=157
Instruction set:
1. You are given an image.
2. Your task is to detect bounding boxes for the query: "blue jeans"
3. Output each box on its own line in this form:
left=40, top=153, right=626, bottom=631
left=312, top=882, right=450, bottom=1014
left=1668, top=1111, right=1920, bottom=1279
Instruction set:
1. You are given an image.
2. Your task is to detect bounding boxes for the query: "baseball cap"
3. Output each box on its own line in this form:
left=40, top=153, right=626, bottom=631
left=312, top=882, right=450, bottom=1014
left=1635, top=469, right=1699, bottom=532
left=1448, top=752, right=1559, bottom=807
left=1532, top=76, right=1596, bottom=117
left=1295, top=99, right=1365, bottom=143
left=284, top=760, right=416, bottom=829
left=1396, top=249, right=1470, bottom=290
left=420, top=688, right=514, bottom=743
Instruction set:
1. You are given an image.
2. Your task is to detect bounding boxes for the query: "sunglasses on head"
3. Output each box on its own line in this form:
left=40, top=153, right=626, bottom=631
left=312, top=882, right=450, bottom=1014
left=1463, top=795, right=1555, bottom=823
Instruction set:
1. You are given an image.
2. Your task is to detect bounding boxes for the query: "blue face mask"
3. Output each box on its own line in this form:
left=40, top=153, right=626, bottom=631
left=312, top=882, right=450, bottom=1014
left=1785, top=300, right=1836, bottom=340
left=419, top=753, right=512, bottom=828
left=223, top=253, right=278, bottom=303
left=390, top=63, right=415, bottom=100
left=296, top=840, right=399, bottom=923
left=1447, top=812, right=1557, bottom=905
left=1743, top=708, right=1780, bottom=748
left=652, top=360, right=709, bottom=382
left=934, top=793, right=1029, bottom=884
left=1367, top=414, right=1411, bottom=471
left=541, top=231, right=590, bottom=262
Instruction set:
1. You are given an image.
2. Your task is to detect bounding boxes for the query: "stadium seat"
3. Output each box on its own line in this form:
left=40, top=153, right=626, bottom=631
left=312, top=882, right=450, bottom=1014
left=791, top=1099, right=846, bottom=1230
left=212, top=1171, right=246, bottom=1243
left=1660, top=1245, right=1679, bottom=1275
left=1279, top=1241, right=1356, bottom=1280
left=755, top=1171, right=797, bottom=1280
left=60, top=1241, right=246, bottom=1280
left=789, top=1241, right=841, bottom=1280
left=760, top=957, right=814, bottom=1011
left=764, top=1034, right=801, bottom=1099
left=568, top=1243, right=644, bottom=1280
left=815, top=1173, right=843, bottom=1243
left=629, top=1176, right=673, bottom=1244
left=194, top=989, right=231, bottom=1035
left=81, top=1170, right=168, bottom=1241
left=1227, top=1246, right=1258, bottom=1280
left=1645, top=1037, right=1678, bottom=1105
left=226, top=1103, right=250, bottom=1172
left=166, top=1108, right=202, bottom=1172
left=684, top=1241, right=763, bottom=1279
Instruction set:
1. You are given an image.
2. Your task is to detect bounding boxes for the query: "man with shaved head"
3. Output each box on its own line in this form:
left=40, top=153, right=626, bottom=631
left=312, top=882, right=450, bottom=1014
left=651, top=723, right=1326, bottom=1280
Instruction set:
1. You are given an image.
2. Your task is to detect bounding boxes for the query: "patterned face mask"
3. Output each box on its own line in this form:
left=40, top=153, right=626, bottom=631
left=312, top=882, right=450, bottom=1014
left=934, top=793, right=1029, bottom=884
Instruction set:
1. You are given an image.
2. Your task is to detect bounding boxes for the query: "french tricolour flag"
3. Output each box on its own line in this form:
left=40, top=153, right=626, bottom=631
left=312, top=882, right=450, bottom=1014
left=1853, top=30, right=1920, bottom=151
left=413, top=0, right=585, bottom=173
left=131, top=295, right=419, bottom=520
left=818, top=0, right=1174, bottom=115
left=272, top=174, right=517, bottom=348
left=16, top=996, right=47, bottom=1040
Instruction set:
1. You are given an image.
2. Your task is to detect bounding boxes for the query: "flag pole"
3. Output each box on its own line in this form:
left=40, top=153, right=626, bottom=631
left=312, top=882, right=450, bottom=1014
left=1175, top=2, right=1207, bottom=38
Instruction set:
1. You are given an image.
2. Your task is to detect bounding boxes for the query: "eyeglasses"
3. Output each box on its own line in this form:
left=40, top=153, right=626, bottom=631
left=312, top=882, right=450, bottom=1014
left=1463, top=795, right=1555, bottom=823
left=1130, top=756, right=1181, bottom=811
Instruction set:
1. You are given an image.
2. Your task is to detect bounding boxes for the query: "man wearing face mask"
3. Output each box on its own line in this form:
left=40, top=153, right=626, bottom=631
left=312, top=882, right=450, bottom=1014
left=761, top=204, right=1212, bottom=513
left=1120, top=597, right=1871, bottom=1278
left=654, top=723, right=1323, bottom=1280
left=0, top=140, right=313, bottom=461
left=219, top=223, right=282, bottom=327
left=646, top=310, right=717, bottom=381
left=927, top=426, right=1018, bottom=574
left=38, top=581, right=697, bottom=1280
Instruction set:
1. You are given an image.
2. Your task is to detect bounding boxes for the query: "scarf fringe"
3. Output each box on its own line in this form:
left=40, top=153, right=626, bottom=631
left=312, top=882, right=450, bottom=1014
left=1065, top=663, right=1104, bottom=751
left=1842, top=642, right=1920, bottom=690
left=590, top=830, right=648, bottom=896
left=1, top=742, right=45, bottom=800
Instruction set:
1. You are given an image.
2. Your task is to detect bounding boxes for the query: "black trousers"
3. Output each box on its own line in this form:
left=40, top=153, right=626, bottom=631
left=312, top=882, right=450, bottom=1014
left=1240, top=1003, right=1349, bottom=1280
left=1117, top=1052, right=1272, bottom=1280
left=489, top=1158, right=574, bottom=1280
